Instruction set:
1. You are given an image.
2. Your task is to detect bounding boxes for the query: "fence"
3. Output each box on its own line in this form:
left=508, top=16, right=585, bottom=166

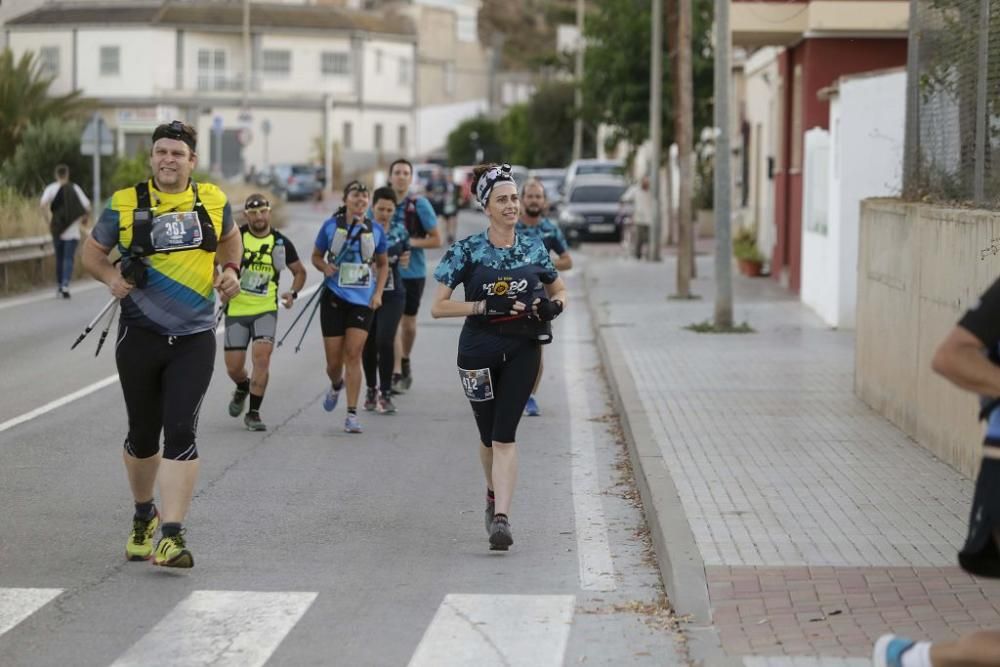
left=904, top=0, right=1000, bottom=207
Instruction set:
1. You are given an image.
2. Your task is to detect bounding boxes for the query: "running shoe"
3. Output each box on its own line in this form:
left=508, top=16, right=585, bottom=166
left=524, top=395, right=541, bottom=417
left=400, top=373, right=413, bottom=391
left=153, top=531, right=193, bottom=568
left=873, top=635, right=916, bottom=667
left=364, top=387, right=378, bottom=412
left=391, top=373, right=407, bottom=395
left=125, top=510, right=160, bottom=561
left=489, top=514, right=513, bottom=551
left=485, top=498, right=495, bottom=536
left=228, top=388, right=248, bottom=417
left=377, top=393, right=396, bottom=414
left=244, top=411, right=266, bottom=431
left=323, top=383, right=342, bottom=412
left=344, top=413, right=363, bottom=433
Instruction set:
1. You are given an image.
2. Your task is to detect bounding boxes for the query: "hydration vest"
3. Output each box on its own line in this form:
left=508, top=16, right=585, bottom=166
left=127, top=180, right=219, bottom=257
left=402, top=196, right=427, bottom=239
left=328, top=213, right=376, bottom=264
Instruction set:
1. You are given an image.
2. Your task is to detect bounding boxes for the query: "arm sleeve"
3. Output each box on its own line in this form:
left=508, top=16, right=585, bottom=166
left=959, top=276, right=1000, bottom=347
left=416, top=197, right=438, bottom=230
left=433, top=243, right=468, bottom=289
left=91, top=207, right=121, bottom=248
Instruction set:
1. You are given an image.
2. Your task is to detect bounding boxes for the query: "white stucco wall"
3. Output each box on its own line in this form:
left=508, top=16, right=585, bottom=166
left=799, top=69, right=905, bottom=329
left=415, top=98, right=487, bottom=155
left=800, top=128, right=836, bottom=325
left=743, top=46, right=780, bottom=267
left=7, top=29, right=75, bottom=95
left=76, top=28, right=174, bottom=97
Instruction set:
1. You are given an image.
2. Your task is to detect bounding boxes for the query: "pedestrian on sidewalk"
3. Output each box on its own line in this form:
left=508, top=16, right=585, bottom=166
left=81, top=121, right=243, bottom=569
left=40, top=164, right=91, bottom=298
left=873, top=277, right=1000, bottom=666
left=620, top=175, right=653, bottom=260
left=312, top=180, right=389, bottom=434
left=362, top=186, right=410, bottom=414
left=516, top=178, right=573, bottom=417
left=431, top=163, right=568, bottom=551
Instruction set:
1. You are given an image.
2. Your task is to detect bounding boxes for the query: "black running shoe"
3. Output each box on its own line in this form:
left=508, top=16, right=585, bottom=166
left=228, top=388, right=249, bottom=417
left=485, top=498, right=495, bottom=536
left=489, top=514, right=513, bottom=551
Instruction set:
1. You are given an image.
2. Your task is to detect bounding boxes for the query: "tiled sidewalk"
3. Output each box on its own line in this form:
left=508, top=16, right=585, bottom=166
left=582, top=251, right=1000, bottom=663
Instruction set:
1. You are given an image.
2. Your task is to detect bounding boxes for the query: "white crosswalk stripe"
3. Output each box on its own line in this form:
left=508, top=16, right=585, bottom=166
left=110, top=590, right=317, bottom=667
left=407, top=594, right=576, bottom=667
left=0, top=588, right=63, bottom=637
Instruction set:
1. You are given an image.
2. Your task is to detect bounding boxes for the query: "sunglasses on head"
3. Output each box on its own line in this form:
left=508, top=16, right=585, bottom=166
left=345, top=182, right=368, bottom=195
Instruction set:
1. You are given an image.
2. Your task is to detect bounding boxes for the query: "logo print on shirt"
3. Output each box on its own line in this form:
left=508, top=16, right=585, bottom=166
left=483, top=277, right=528, bottom=297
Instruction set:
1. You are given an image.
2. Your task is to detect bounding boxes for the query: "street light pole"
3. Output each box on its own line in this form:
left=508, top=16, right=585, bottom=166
left=572, top=0, right=585, bottom=161
left=713, top=0, right=733, bottom=327
left=649, top=0, right=663, bottom=262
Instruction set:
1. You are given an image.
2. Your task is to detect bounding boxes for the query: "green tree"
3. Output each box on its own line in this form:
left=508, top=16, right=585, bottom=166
left=0, top=49, right=90, bottom=164
left=499, top=82, right=596, bottom=167
left=580, top=0, right=713, bottom=155
left=447, top=117, right=505, bottom=166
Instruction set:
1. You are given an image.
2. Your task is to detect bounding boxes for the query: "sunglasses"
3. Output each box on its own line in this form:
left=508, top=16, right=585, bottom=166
left=245, top=203, right=271, bottom=213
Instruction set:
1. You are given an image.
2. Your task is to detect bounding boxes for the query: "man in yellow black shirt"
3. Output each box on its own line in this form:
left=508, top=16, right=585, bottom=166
left=82, top=120, right=243, bottom=569
left=224, top=193, right=306, bottom=431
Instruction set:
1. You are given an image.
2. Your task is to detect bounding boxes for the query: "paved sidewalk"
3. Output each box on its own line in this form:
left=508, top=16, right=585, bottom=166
left=582, top=249, right=1000, bottom=665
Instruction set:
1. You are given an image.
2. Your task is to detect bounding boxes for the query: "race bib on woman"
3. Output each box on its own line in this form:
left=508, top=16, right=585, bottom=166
left=338, top=262, right=372, bottom=288
left=458, top=367, right=493, bottom=402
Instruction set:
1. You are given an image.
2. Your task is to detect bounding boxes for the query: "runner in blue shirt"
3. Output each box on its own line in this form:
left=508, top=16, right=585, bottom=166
left=387, top=158, right=442, bottom=393
left=432, top=163, right=568, bottom=552
left=311, top=180, right=388, bottom=434
left=516, top=178, right=574, bottom=417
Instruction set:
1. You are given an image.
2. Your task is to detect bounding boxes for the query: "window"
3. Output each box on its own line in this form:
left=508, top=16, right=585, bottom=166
left=375, top=49, right=383, bottom=74
left=456, top=15, right=477, bottom=43
left=374, top=123, right=383, bottom=151
left=100, top=46, right=120, bottom=76
left=343, top=122, right=353, bottom=150
left=398, top=58, right=411, bottom=86
left=38, top=47, right=59, bottom=78
left=197, top=49, right=227, bottom=91
left=569, top=185, right=626, bottom=204
left=398, top=125, right=407, bottom=151
left=444, top=62, right=455, bottom=97
left=322, top=52, right=351, bottom=76
left=261, top=49, right=291, bottom=76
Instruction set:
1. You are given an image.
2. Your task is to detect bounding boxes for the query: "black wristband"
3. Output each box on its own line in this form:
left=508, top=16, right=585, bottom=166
left=292, top=290, right=299, bottom=300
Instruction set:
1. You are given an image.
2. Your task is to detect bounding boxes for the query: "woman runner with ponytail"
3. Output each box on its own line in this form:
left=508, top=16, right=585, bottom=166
left=311, top=181, right=389, bottom=434
left=431, top=163, right=568, bottom=551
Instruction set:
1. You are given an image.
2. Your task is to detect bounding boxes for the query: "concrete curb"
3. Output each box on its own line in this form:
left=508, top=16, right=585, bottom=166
left=582, top=268, right=732, bottom=667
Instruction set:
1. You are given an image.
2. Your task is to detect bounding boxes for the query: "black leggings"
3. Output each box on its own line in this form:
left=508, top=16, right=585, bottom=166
left=363, top=297, right=405, bottom=393
left=115, top=324, right=216, bottom=461
left=458, top=342, right=541, bottom=446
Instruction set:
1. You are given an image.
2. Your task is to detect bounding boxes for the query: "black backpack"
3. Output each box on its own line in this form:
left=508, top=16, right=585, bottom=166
left=50, top=183, right=87, bottom=238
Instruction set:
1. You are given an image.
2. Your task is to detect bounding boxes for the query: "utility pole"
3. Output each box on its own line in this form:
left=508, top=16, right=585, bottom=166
left=713, top=0, right=733, bottom=326
left=242, top=0, right=250, bottom=110
left=572, top=0, right=585, bottom=161
left=674, top=0, right=693, bottom=297
left=649, top=0, right=663, bottom=261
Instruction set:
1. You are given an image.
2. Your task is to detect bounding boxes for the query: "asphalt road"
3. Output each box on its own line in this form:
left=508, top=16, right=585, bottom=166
left=0, top=202, right=682, bottom=666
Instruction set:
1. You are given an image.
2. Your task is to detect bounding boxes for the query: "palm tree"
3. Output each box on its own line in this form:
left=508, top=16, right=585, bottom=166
left=0, top=49, right=90, bottom=163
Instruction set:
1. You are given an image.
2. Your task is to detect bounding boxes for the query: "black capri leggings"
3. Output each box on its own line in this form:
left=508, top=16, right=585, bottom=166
left=362, top=297, right=405, bottom=393
left=458, top=342, right=541, bottom=447
left=115, top=324, right=216, bottom=461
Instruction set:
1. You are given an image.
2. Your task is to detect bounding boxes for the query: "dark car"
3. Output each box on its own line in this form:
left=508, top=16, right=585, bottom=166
left=268, top=164, right=321, bottom=202
left=557, top=176, right=628, bottom=245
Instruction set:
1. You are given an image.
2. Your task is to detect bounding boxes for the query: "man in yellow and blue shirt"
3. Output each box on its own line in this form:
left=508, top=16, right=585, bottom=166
left=224, top=193, right=306, bottom=432
left=82, top=120, right=243, bottom=569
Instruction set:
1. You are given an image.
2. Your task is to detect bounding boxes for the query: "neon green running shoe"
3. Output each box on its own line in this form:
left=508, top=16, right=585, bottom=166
left=153, top=531, right=194, bottom=569
left=125, top=511, right=160, bottom=561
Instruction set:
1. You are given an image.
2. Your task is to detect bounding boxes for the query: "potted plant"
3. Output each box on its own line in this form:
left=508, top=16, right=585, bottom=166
left=732, top=226, right=765, bottom=277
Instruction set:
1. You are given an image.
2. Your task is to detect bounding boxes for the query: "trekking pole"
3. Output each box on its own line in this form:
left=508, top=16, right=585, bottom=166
left=277, top=285, right=323, bottom=348
left=94, top=299, right=120, bottom=357
left=71, top=298, right=117, bottom=350
left=215, top=305, right=226, bottom=331
left=294, top=289, right=325, bottom=353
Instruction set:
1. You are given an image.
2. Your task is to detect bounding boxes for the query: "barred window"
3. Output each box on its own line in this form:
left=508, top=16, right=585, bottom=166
left=261, top=49, right=291, bottom=76
left=322, top=52, right=351, bottom=76
left=39, top=47, right=59, bottom=78
left=100, top=46, right=120, bottom=76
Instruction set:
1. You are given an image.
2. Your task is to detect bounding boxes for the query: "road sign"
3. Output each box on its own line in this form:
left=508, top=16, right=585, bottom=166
left=80, top=115, right=114, bottom=156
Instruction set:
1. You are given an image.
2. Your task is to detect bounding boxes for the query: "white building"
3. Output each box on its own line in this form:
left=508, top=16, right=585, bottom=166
left=5, top=1, right=419, bottom=182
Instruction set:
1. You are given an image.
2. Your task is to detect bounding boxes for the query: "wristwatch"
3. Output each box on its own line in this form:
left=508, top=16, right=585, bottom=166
left=291, top=290, right=299, bottom=300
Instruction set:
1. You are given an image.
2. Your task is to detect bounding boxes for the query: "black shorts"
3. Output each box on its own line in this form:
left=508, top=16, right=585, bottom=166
left=320, top=290, right=374, bottom=337
left=402, top=278, right=426, bottom=317
left=458, top=341, right=541, bottom=446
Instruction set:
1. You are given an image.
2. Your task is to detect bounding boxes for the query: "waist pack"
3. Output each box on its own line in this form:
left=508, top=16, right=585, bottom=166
left=468, top=313, right=553, bottom=344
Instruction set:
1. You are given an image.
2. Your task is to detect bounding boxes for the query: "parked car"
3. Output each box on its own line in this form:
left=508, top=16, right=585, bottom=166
left=529, top=167, right=566, bottom=213
left=268, top=164, right=321, bottom=201
left=561, top=158, right=624, bottom=197
left=557, top=175, right=628, bottom=245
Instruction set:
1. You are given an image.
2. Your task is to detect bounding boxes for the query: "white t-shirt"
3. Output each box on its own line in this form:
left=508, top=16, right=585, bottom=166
left=622, top=184, right=654, bottom=227
left=40, top=181, right=92, bottom=241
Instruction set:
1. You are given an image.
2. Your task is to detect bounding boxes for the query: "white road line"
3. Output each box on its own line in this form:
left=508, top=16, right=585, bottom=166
left=0, top=283, right=323, bottom=435
left=407, top=594, right=575, bottom=667
left=0, top=588, right=63, bottom=637
left=564, top=307, right=617, bottom=591
left=0, top=281, right=102, bottom=311
left=110, top=590, right=317, bottom=667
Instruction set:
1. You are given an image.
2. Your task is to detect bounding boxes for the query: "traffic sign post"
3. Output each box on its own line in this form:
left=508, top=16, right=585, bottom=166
left=81, top=113, right=114, bottom=216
